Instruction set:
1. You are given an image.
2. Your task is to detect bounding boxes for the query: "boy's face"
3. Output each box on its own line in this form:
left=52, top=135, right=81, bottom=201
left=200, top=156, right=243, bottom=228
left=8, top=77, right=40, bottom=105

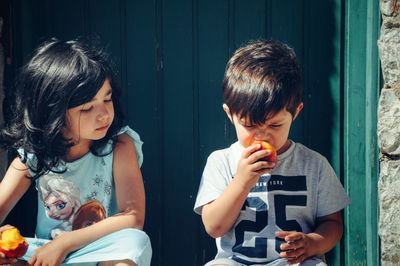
left=224, top=103, right=303, bottom=154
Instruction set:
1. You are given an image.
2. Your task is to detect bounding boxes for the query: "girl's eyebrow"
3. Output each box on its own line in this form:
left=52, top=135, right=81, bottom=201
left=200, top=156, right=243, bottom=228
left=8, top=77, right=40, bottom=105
left=87, top=89, right=113, bottom=103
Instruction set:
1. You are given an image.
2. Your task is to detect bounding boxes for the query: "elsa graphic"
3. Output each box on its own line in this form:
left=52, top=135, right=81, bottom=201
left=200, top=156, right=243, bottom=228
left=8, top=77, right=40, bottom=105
left=38, top=174, right=81, bottom=239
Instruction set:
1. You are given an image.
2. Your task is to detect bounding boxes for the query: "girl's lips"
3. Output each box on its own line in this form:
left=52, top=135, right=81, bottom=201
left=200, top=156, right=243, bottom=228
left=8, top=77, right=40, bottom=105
left=96, top=125, right=109, bottom=131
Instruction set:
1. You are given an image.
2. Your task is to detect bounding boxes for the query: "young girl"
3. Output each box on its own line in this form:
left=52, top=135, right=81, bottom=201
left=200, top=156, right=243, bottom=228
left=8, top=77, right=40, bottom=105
left=0, top=38, right=152, bottom=266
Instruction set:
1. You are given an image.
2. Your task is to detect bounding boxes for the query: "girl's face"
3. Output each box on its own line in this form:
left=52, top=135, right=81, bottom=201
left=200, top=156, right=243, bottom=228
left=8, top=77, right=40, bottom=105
left=44, top=193, right=74, bottom=220
left=224, top=103, right=303, bottom=154
left=63, top=79, right=115, bottom=148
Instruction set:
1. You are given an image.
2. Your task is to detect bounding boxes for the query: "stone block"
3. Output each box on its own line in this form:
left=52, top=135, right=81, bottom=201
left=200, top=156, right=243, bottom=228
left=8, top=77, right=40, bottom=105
left=378, top=86, right=400, bottom=155
left=379, top=159, right=400, bottom=265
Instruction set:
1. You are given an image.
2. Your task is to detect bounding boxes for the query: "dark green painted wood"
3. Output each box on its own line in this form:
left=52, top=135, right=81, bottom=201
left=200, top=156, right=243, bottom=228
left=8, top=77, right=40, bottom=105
left=343, top=0, right=380, bottom=265
left=6, top=1, right=381, bottom=265
left=197, top=0, right=230, bottom=263
left=124, top=2, right=163, bottom=265
left=162, top=0, right=198, bottom=264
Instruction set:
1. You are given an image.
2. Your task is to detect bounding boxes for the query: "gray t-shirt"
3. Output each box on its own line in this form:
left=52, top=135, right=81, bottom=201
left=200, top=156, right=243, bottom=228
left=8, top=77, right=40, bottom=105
left=194, top=141, right=350, bottom=265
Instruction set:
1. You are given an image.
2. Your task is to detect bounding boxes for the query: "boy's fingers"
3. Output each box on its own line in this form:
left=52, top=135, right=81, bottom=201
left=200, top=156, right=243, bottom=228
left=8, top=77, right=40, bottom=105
left=275, top=230, right=296, bottom=238
left=249, top=150, right=273, bottom=165
left=285, top=232, right=304, bottom=243
left=243, top=144, right=262, bottom=158
left=287, top=253, right=306, bottom=265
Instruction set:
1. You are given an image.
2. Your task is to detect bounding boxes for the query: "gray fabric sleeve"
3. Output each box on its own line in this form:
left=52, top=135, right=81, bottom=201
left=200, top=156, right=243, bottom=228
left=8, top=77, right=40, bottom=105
left=316, top=157, right=351, bottom=217
left=193, top=151, right=230, bottom=215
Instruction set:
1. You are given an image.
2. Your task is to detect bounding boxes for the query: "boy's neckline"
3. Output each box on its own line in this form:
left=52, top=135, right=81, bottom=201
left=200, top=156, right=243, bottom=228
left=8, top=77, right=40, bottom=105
left=277, top=140, right=296, bottom=160
left=277, top=139, right=292, bottom=155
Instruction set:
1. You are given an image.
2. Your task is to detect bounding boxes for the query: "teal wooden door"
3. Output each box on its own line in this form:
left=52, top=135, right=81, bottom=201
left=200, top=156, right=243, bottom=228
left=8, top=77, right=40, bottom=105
left=6, top=0, right=380, bottom=265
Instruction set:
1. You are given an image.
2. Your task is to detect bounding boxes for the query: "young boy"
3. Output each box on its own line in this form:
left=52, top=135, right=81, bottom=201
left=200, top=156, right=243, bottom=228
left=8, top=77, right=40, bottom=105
left=194, top=40, right=350, bottom=266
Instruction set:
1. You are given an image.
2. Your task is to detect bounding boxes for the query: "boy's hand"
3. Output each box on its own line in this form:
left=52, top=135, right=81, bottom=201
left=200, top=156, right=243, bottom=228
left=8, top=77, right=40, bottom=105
left=0, top=225, right=18, bottom=265
left=276, top=231, right=314, bottom=265
left=275, top=231, right=314, bottom=264
left=235, top=143, right=276, bottom=188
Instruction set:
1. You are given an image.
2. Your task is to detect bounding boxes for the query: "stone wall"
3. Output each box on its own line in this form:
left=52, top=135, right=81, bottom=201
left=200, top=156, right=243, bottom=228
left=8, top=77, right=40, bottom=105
left=378, top=0, right=400, bottom=265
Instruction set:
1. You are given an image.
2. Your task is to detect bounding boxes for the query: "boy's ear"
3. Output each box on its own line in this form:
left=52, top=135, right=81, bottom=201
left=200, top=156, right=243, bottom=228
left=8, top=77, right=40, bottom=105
left=293, top=102, right=304, bottom=121
left=223, top=104, right=233, bottom=123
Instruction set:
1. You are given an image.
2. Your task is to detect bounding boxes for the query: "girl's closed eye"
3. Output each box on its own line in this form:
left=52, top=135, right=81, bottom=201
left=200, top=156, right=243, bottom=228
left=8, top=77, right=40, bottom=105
left=81, top=106, right=93, bottom=112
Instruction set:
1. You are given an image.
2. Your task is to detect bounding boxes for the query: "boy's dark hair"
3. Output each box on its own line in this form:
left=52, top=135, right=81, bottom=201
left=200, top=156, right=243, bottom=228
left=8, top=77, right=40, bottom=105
left=223, top=39, right=302, bottom=125
left=0, top=38, right=124, bottom=179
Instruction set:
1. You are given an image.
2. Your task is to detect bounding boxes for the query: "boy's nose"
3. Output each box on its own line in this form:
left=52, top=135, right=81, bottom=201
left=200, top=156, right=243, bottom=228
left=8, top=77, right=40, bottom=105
left=254, top=129, right=269, bottom=141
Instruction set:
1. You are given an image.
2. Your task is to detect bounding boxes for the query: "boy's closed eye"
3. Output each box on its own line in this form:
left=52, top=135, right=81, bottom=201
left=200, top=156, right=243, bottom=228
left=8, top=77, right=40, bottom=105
left=243, top=124, right=255, bottom=128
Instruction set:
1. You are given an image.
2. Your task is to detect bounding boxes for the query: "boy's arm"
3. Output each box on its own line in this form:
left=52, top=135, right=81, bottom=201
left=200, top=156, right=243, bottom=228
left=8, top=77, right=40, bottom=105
left=0, top=157, right=32, bottom=224
left=28, top=133, right=145, bottom=266
left=202, top=144, right=273, bottom=238
left=202, top=177, right=253, bottom=238
left=277, top=211, right=343, bottom=264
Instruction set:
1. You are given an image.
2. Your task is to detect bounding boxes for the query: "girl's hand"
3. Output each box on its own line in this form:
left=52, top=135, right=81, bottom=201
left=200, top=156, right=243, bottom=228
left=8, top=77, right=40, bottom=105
left=28, top=237, right=70, bottom=266
left=0, top=253, right=17, bottom=266
left=0, top=225, right=18, bottom=265
left=276, top=231, right=314, bottom=265
left=235, top=143, right=276, bottom=188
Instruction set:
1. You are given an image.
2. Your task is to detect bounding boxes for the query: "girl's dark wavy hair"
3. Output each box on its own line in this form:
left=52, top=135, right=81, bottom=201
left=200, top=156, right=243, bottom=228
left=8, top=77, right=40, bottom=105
left=223, top=39, right=302, bottom=125
left=0, top=38, right=124, bottom=179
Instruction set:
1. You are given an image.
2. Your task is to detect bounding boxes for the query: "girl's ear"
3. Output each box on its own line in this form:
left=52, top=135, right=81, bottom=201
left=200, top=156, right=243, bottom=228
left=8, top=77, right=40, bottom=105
left=223, top=104, right=233, bottom=123
left=293, top=102, right=304, bottom=121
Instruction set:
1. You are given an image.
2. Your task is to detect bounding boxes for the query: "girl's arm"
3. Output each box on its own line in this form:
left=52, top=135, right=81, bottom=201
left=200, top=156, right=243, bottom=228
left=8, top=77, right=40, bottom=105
left=0, top=157, right=31, bottom=224
left=29, top=134, right=145, bottom=265
left=0, top=158, right=31, bottom=265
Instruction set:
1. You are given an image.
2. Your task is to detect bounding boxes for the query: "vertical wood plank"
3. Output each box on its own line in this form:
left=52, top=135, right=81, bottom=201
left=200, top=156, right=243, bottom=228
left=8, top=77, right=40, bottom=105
left=44, top=0, right=86, bottom=40
left=344, top=0, right=380, bottom=265
left=162, top=0, right=197, bottom=264
left=124, top=1, right=162, bottom=265
left=87, top=0, right=123, bottom=85
left=197, top=0, right=230, bottom=264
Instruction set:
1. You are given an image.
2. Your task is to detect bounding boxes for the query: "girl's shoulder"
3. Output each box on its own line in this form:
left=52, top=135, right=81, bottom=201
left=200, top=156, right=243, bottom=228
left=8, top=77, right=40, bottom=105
left=114, top=126, right=144, bottom=167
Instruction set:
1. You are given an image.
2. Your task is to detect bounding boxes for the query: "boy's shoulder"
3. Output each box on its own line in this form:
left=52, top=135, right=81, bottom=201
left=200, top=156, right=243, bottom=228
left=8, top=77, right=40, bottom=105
left=208, top=141, right=242, bottom=160
left=286, top=141, right=329, bottom=165
left=292, top=142, right=325, bottom=157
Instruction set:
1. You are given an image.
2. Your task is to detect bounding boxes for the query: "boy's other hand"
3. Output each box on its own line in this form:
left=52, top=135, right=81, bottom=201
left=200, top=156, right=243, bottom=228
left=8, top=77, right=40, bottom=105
left=276, top=230, right=313, bottom=265
left=235, top=143, right=276, bottom=189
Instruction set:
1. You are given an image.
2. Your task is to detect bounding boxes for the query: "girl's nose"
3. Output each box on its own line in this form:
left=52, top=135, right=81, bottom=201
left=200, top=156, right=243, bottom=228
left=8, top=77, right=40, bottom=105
left=97, top=107, right=110, bottom=122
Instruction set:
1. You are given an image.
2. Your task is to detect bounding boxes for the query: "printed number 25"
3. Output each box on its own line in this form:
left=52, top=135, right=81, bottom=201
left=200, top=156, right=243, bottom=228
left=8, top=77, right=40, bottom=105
left=233, top=195, right=307, bottom=258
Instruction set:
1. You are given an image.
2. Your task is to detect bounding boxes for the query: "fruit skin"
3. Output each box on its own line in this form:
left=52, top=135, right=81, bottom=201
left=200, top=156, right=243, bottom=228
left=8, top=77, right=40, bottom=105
left=253, top=140, right=277, bottom=163
left=0, top=228, right=29, bottom=258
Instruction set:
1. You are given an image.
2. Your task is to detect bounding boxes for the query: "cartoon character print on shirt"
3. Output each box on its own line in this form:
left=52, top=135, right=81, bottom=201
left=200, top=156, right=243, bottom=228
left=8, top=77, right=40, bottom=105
left=38, top=174, right=108, bottom=239
left=38, top=175, right=81, bottom=239
left=72, top=199, right=106, bottom=230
